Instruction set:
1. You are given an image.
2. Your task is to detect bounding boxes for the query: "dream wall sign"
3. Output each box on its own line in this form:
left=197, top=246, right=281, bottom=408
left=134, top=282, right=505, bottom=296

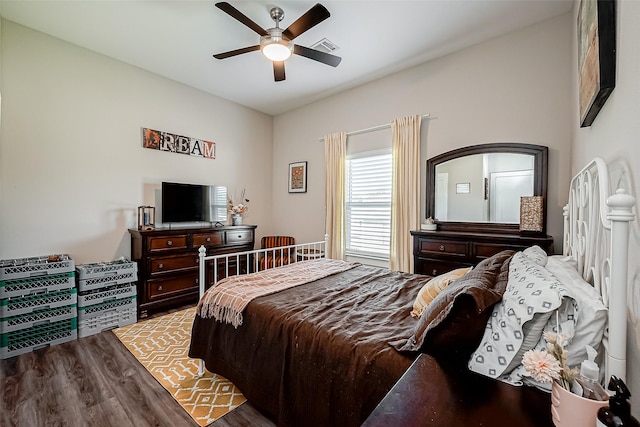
left=142, top=128, right=216, bottom=159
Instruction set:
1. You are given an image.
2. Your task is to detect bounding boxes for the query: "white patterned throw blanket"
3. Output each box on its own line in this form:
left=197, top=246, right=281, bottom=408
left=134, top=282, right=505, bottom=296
left=197, top=259, right=358, bottom=328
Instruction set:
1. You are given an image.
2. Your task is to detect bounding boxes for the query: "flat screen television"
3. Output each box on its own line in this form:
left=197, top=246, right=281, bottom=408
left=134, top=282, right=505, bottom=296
left=161, top=182, right=227, bottom=223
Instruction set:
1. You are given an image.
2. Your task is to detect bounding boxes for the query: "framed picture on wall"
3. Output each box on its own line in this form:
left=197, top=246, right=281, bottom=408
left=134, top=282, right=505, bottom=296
left=577, top=0, right=616, bottom=127
left=288, top=161, right=307, bottom=193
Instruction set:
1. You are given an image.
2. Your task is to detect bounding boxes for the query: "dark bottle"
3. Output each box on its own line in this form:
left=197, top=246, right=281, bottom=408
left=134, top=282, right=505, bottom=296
left=597, top=376, right=640, bottom=427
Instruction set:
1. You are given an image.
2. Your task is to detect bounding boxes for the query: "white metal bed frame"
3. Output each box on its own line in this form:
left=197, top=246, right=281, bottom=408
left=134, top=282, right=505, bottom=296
left=563, top=157, right=636, bottom=382
left=193, top=158, right=636, bottom=383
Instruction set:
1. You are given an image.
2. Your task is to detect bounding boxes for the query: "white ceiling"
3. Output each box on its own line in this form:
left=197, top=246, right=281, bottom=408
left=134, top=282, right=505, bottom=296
left=0, top=1, right=573, bottom=116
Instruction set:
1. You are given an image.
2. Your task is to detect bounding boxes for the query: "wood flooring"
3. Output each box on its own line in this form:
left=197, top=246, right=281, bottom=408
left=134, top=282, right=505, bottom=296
left=0, top=307, right=275, bottom=427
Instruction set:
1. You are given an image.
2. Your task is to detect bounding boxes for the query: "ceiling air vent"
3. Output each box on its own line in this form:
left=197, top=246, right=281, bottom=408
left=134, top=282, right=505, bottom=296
left=310, top=38, right=339, bottom=54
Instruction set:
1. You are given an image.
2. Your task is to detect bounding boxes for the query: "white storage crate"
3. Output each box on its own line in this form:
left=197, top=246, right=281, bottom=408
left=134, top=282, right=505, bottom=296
left=78, top=283, right=137, bottom=307
left=0, top=305, right=77, bottom=334
left=0, top=288, right=77, bottom=318
left=0, top=255, right=74, bottom=281
left=1, top=317, right=77, bottom=359
left=0, top=272, right=75, bottom=299
left=77, top=297, right=137, bottom=338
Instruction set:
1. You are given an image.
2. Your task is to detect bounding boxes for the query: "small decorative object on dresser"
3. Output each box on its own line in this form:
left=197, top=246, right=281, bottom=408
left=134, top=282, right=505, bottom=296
left=421, top=217, right=437, bottom=231
left=228, top=189, right=249, bottom=226
left=137, top=205, right=155, bottom=230
left=520, top=196, right=544, bottom=232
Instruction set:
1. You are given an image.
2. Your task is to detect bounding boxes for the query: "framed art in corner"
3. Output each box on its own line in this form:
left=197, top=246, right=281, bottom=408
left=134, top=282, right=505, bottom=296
left=288, top=161, right=307, bottom=193
left=577, top=0, right=616, bottom=128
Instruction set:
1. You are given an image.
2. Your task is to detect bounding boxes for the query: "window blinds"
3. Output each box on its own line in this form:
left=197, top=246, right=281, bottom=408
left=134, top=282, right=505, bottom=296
left=345, top=152, right=392, bottom=259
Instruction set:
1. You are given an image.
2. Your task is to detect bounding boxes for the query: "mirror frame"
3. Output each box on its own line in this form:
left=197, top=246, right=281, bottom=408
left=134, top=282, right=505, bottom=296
left=426, top=142, right=548, bottom=234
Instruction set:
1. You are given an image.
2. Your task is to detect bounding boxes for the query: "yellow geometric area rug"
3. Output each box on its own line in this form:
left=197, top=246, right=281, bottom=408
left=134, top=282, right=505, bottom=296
left=113, top=307, right=246, bottom=426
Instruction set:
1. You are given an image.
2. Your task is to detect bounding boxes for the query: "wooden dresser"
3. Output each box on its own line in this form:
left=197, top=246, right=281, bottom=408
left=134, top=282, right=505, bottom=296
left=411, top=230, right=553, bottom=276
left=363, top=353, right=553, bottom=426
left=129, top=225, right=256, bottom=318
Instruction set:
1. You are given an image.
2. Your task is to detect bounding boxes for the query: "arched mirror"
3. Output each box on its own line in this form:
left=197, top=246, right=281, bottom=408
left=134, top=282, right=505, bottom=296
left=426, top=143, right=548, bottom=234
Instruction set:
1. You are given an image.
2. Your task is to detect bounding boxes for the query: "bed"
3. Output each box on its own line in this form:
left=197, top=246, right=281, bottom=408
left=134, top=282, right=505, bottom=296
left=188, top=157, right=636, bottom=426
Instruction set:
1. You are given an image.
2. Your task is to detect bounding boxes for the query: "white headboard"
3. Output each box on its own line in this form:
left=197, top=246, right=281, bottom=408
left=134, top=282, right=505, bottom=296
left=563, top=157, right=636, bottom=382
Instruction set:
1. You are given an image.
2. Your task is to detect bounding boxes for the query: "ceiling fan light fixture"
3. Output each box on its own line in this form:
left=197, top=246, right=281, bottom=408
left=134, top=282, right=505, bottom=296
left=260, top=35, right=293, bottom=61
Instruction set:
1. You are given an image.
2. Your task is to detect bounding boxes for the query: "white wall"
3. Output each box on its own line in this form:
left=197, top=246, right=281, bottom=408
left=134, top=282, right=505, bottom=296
left=570, top=0, right=640, bottom=416
left=273, top=14, right=572, bottom=252
left=0, top=20, right=273, bottom=263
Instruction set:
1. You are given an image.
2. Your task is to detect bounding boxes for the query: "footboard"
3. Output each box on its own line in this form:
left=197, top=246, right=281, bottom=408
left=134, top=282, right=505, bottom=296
left=196, top=236, right=328, bottom=301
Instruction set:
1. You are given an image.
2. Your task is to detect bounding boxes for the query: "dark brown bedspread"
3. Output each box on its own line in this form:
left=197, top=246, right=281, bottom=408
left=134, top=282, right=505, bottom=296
left=188, top=264, right=428, bottom=427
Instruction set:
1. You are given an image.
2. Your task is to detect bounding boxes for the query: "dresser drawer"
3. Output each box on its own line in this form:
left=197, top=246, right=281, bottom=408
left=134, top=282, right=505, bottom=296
left=416, top=239, right=467, bottom=257
left=226, top=230, right=253, bottom=245
left=149, top=254, right=199, bottom=276
left=415, top=258, right=472, bottom=277
left=193, top=231, right=224, bottom=247
left=148, top=235, right=188, bottom=253
left=473, top=242, right=529, bottom=259
left=147, top=275, right=199, bottom=300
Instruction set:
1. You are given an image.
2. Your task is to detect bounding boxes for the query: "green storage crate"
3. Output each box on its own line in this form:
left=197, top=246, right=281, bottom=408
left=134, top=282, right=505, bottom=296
left=1, top=317, right=77, bottom=359
left=0, top=272, right=75, bottom=299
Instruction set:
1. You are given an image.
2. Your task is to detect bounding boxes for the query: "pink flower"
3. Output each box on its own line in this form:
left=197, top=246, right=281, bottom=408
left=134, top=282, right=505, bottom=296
left=522, top=349, right=561, bottom=383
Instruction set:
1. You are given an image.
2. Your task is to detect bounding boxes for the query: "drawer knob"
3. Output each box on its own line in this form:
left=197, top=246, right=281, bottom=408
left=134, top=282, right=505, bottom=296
left=195, top=278, right=199, bottom=284
left=206, top=237, right=211, bottom=242
left=158, top=263, right=164, bottom=269
left=195, top=258, right=199, bottom=264
left=439, top=245, right=445, bottom=251
left=237, top=235, right=242, bottom=238
left=167, top=240, right=173, bottom=246
left=432, top=269, right=438, bottom=276
left=157, top=285, right=163, bottom=291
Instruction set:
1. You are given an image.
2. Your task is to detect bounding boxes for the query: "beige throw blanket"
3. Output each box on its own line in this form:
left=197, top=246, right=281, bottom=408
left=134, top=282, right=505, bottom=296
left=198, top=258, right=358, bottom=328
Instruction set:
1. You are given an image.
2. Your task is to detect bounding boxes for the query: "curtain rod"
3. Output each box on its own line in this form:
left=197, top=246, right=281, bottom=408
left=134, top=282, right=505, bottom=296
left=318, top=114, right=431, bottom=141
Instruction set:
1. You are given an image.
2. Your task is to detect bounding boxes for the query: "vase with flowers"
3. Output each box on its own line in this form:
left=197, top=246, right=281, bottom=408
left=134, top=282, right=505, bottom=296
left=522, top=331, right=608, bottom=427
left=229, top=189, right=249, bottom=226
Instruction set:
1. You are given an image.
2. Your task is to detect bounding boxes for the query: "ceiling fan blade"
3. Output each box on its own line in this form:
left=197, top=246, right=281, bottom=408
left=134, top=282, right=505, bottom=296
left=215, top=2, right=268, bottom=36
left=282, top=3, right=330, bottom=40
left=213, top=45, right=260, bottom=59
left=293, top=45, right=341, bottom=67
left=273, top=61, right=286, bottom=82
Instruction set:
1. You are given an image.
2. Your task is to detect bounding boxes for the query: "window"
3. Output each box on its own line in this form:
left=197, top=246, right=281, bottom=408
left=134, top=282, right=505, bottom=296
left=345, top=150, right=392, bottom=260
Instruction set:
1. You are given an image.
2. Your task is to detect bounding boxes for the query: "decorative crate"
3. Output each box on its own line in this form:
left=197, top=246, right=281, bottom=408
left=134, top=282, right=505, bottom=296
left=0, top=305, right=77, bottom=334
left=0, top=272, right=75, bottom=299
left=78, top=283, right=136, bottom=308
left=0, top=288, right=77, bottom=318
left=77, top=297, right=137, bottom=338
left=0, top=317, right=77, bottom=359
left=0, top=255, right=74, bottom=281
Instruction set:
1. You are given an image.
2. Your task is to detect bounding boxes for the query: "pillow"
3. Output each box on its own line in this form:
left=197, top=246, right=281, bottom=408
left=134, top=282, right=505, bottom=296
left=500, top=296, right=576, bottom=389
left=410, top=267, right=473, bottom=318
left=523, top=245, right=548, bottom=267
left=502, top=309, right=555, bottom=373
left=546, top=255, right=607, bottom=367
left=394, top=250, right=514, bottom=362
left=468, top=252, right=573, bottom=379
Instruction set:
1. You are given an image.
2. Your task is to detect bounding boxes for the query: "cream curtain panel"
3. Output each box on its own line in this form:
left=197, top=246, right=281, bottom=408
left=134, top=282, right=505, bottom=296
left=389, top=116, right=422, bottom=272
left=324, top=132, right=347, bottom=260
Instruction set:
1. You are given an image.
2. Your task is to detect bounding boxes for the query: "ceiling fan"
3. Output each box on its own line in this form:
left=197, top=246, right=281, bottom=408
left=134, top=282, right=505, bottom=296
left=213, top=2, right=342, bottom=82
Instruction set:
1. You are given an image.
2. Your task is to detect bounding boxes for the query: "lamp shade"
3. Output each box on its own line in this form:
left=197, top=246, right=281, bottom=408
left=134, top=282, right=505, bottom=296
left=260, top=36, right=293, bottom=61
